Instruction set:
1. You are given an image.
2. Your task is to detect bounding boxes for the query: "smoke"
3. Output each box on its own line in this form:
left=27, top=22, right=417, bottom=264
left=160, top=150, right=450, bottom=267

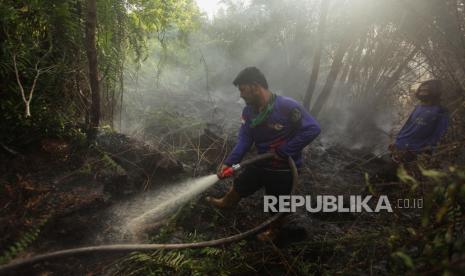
left=318, top=96, right=395, bottom=154
left=120, top=0, right=405, bottom=152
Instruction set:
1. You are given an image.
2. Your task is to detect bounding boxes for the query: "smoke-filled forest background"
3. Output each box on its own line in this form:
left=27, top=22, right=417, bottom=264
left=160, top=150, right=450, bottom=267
left=2, top=0, right=464, bottom=149
left=0, top=0, right=465, bottom=275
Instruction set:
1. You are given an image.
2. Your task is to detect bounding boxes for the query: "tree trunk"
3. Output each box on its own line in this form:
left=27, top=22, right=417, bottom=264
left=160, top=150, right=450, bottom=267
left=85, top=0, right=100, bottom=140
left=302, top=0, right=330, bottom=110
left=311, top=37, right=352, bottom=117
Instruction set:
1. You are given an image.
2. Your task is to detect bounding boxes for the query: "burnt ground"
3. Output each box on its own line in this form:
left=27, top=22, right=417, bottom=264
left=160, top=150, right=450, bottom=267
left=0, top=130, right=428, bottom=275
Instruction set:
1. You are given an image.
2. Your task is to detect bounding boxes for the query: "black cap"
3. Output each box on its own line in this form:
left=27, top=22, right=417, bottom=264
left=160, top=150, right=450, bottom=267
left=418, top=79, right=442, bottom=98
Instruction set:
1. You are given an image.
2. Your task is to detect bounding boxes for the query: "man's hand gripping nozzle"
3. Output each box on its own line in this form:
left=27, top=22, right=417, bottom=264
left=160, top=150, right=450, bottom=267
left=218, top=164, right=241, bottom=179
left=208, top=153, right=274, bottom=209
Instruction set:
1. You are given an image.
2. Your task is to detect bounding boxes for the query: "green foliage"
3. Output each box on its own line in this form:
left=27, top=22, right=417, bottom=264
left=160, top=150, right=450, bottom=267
left=97, top=150, right=127, bottom=175
left=0, top=0, right=199, bottom=146
left=391, top=251, right=414, bottom=269
left=122, top=250, right=190, bottom=274
left=127, top=0, right=199, bottom=38
left=391, top=165, right=465, bottom=273
left=0, top=217, right=49, bottom=265
left=114, top=241, right=250, bottom=275
left=136, top=108, right=205, bottom=158
left=397, top=164, right=419, bottom=191
left=114, top=200, right=252, bottom=275
left=0, top=0, right=81, bottom=145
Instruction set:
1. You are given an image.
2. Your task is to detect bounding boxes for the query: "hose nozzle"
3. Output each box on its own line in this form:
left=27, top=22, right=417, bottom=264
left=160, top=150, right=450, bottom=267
left=218, top=153, right=275, bottom=179
left=219, top=164, right=241, bottom=179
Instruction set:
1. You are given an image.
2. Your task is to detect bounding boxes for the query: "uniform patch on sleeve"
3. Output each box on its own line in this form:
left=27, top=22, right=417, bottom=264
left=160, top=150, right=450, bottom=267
left=289, top=108, right=302, bottom=124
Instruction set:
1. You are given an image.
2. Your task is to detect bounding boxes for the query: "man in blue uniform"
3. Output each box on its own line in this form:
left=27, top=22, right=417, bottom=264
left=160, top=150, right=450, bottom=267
left=390, top=79, right=448, bottom=166
left=206, top=67, right=321, bottom=240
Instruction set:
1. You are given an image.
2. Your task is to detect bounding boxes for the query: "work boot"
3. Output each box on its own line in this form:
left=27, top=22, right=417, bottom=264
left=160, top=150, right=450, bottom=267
left=206, top=187, right=241, bottom=209
left=257, top=215, right=287, bottom=241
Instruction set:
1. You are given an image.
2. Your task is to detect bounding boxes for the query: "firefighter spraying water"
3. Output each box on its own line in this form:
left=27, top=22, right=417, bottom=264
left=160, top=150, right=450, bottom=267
left=127, top=153, right=274, bottom=235
left=206, top=67, right=321, bottom=241
left=0, top=153, right=299, bottom=274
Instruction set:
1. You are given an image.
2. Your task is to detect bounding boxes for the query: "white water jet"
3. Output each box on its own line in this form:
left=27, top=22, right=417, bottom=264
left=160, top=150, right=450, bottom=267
left=125, top=174, right=219, bottom=234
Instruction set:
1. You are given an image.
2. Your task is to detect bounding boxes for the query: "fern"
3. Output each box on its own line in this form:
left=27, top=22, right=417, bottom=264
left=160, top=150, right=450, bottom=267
left=114, top=249, right=190, bottom=275
left=0, top=216, right=49, bottom=264
left=200, top=247, right=222, bottom=257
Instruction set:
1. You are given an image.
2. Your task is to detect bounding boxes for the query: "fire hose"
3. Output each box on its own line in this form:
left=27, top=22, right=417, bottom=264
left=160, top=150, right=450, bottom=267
left=0, top=153, right=298, bottom=274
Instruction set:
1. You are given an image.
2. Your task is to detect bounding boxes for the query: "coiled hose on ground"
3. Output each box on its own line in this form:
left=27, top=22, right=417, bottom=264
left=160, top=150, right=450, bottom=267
left=0, top=154, right=298, bottom=274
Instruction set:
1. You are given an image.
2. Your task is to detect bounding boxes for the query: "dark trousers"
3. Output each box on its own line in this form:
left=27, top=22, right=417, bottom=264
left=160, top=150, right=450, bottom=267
left=233, top=165, right=293, bottom=198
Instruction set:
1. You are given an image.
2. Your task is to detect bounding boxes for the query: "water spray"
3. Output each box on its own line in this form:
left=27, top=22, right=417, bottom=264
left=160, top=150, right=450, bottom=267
left=0, top=153, right=297, bottom=274
left=127, top=174, right=220, bottom=234
left=127, top=153, right=275, bottom=233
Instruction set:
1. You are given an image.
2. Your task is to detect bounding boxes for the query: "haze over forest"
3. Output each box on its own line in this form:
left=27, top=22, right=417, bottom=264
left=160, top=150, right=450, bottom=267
left=0, top=0, right=464, bottom=275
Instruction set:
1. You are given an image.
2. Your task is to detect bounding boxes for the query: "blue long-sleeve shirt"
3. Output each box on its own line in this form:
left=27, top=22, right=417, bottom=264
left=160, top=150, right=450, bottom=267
left=395, top=105, right=449, bottom=152
left=224, top=95, right=321, bottom=168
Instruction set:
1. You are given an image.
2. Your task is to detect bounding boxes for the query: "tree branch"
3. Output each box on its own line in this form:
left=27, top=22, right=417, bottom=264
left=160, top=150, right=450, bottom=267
left=12, top=53, right=27, bottom=104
